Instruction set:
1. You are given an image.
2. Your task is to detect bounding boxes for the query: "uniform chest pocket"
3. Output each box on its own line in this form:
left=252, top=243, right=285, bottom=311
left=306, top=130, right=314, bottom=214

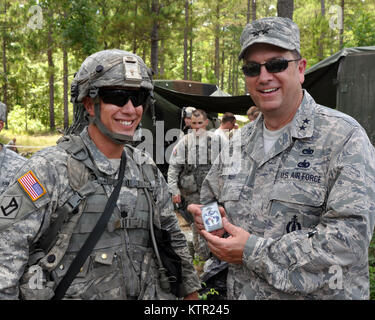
left=269, top=183, right=326, bottom=235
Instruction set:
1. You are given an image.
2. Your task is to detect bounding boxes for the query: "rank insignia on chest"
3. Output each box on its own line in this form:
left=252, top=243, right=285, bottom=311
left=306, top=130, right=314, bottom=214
left=18, top=170, right=46, bottom=201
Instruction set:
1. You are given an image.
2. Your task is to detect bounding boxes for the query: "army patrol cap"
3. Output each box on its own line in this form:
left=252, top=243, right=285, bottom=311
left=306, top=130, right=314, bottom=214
left=239, top=17, right=300, bottom=60
left=0, top=102, right=6, bottom=122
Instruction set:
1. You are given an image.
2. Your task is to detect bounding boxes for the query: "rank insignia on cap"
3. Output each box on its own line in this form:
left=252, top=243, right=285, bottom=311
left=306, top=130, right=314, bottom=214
left=18, top=170, right=46, bottom=201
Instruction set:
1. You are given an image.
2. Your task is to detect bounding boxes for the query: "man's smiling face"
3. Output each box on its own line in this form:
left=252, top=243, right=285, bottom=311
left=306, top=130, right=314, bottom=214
left=244, top=43, right=306, bottom=118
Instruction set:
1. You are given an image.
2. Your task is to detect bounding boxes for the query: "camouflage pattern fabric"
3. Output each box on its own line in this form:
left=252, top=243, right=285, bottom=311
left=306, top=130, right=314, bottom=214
left=0, top=145, right=27, bottom=195
left=239, top=16, right=300, bottom=60
left=168, top=131, right=226, bottom=259
left=167, top=130, right=226, bottom=197
left=0, top=128, right=200, bottom=299
left=201, top=90, right=375, bottom=299
left=0, top=102, right=6, bottom=122
left=72, top=49, right=153, bottom=103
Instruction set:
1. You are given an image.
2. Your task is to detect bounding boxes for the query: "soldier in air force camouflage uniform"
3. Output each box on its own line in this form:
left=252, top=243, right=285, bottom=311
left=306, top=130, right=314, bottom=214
left=189, top=17, right=375, bottom=299
left=0, top=102, right=27, bottom=195
left=168, top=109, right=226, bottom=259
left=0, top=49, right=200, bottom=300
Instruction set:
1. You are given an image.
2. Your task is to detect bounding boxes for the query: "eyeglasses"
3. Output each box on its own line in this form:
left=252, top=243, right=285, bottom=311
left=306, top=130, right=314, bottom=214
left=98, top=88, right=149, bottom=107
left=241, top=58, right=300, bottom=77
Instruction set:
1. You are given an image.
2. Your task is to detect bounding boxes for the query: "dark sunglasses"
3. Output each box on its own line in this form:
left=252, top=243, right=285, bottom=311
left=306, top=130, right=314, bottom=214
left=98, top=88, right=149, bottom=107
left=241, top=58, right=300, bottom=77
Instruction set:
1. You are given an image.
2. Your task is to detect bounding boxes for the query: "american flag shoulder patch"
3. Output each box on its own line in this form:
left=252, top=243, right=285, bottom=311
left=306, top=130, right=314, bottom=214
left=18, top=170, right=46, bottom=201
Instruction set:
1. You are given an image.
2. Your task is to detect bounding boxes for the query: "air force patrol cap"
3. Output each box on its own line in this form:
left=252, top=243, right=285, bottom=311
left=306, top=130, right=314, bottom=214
left=0, top=102, right=6, bottom=122
left=239, top=17, right=300, bottom=60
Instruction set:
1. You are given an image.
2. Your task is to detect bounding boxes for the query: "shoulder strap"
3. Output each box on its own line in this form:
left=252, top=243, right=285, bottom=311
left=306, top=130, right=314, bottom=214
left=29, top=148, right=97, bottom=265
left=52, top=150, right=127, bottom=300
left=59, top=135, right=117, bottom=185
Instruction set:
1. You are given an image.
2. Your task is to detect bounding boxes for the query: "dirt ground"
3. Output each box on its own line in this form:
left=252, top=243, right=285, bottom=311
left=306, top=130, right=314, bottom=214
left=175, top=211, right=191, bottom=231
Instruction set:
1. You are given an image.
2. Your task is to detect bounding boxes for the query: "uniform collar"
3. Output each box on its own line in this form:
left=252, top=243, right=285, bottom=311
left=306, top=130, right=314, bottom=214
left=80, top=127, right=121, bottom=175
left=289, top=90, right=315, bottom=140
left=246, top=90, right=316, bottom=166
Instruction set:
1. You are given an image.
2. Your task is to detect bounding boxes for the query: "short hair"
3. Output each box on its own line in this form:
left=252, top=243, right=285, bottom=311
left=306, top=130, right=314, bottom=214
left=247, top=106, right=259, bottom=116
left=222, top=112, right=236, bottom=124
left=192, top=109, right=207, bottom=120
left=291, top=49, right=302, bottom=60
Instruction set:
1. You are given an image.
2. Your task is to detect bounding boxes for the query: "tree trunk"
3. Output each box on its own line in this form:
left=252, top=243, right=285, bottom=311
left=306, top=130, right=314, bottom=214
left=150, top=0, right=159, bottom=75
left=221, top=49, right=224, bottom=89
left=214, top=3, right=220, bottom=84
left=252, top=0, right=257, bottom=21
left=339, top=0, right=344, bottom=49
left=247, top=0, right=250, bottom=24
left=160, top=40, right=165, bottom=76
left=318, top=0, right=325, bottom=60
left=133, top=2, right=138, bottom=53
left=2, top=1, right=8, bottom=127
left=47, top=12, right=55, bottom=131
left=183, top=0, right=189, bottom=80
left=189, top=36, right=193, bottom=80
left=63, top=48, right=69, bottom=130
left=277, top=0, right=294, bottom=20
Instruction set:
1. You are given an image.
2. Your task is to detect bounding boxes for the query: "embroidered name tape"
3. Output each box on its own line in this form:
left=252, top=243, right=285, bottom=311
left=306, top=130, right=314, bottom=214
left=18, top=170, right=46, bottom=201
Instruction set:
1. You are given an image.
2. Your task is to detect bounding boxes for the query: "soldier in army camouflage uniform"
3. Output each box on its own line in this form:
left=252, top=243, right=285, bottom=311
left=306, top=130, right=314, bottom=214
left=168, top=109, right=226, bottom=259
left=0, top=49, right=200, bottom=300
left=189, top=17, right=375, bottom=299
left=0, top=102, right=27, bottom=195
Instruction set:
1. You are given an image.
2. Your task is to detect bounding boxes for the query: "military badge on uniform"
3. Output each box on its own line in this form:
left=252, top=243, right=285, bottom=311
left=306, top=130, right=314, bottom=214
left=18, top=170, right=46, bottom=201
left=0, top=196, right=21, bottom=219
left=286, top=215, right=302, bottom=233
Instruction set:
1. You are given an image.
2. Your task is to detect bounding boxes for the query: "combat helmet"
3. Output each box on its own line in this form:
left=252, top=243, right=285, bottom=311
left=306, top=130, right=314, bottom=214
left=68, top=49, right=154, bottom=144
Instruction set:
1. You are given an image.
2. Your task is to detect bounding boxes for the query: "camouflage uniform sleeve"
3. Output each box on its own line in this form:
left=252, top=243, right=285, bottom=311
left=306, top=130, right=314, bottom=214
left=155, top=165, right=201, bottom=296
left=167, top=138, right=186, bottom=196
left=0, top=150, right=27, bottom=195
left=200, top=148, right=226, bottom=205
left=0, top=154, right=60, bottom=299
left=242, top=127, right=375, bottom=295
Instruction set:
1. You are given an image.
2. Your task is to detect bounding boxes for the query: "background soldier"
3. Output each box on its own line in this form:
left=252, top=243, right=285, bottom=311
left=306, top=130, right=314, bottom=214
left=214, top=112, right=237, bottom=141
left=0, top=102, right=26, bottom=195
left=246, top=106, right=260, bottom=122
left=0, top=49, right=200, bottom=300
left=168, top=109, right=225, bottom=260
left=190, top=17, right=375, bottom=299
left=182, top=106, right=196, bottom=135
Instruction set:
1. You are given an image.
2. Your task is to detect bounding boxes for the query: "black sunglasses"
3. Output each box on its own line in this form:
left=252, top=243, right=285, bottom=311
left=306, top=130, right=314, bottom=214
left=98, top=88, right=149, bottom=107
left=241, top=58, right=300, bottom=77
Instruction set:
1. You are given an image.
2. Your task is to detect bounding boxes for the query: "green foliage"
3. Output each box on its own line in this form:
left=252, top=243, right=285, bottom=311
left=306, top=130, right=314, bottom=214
left=198, top=282, right=220, bottom=300
left=0, top=0, right=375, bottom=128
left=7, top=105, right=45, bottom=133
left=345, top=11, right=375, bottom=47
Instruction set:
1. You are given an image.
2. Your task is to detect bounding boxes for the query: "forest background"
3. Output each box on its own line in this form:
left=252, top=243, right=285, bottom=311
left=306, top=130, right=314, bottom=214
left=1, top=0, right=375, bottom=299
left=1, top=0, right=375, bottom=133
